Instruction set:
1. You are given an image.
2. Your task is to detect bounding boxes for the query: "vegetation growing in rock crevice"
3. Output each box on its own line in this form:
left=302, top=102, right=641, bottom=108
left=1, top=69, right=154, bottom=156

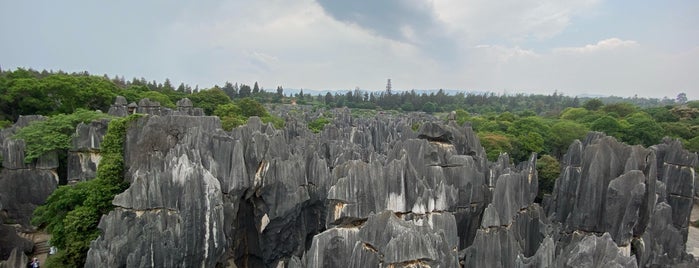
left=214, top=97, right=284, bottom=131
left=13, top=109, right=112, bottom=163
left=536, top=155, right=560, bottom=199
left=308, top=117, right=331, bottom=133
left=32, top=114, right=140, bottom=267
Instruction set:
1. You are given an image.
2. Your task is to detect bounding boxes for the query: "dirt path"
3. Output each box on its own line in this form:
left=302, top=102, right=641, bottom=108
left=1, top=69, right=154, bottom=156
left=688, top=202, right=699, bottom=258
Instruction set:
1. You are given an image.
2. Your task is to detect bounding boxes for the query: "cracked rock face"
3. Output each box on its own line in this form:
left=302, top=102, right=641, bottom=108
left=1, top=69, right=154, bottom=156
left=81, top=114, right=698, bottom=268
left=0, top=116, right=58, bottom=260
left=4, top=105, right=695, bottom=267
left=547, top=133, right=697, bottom=267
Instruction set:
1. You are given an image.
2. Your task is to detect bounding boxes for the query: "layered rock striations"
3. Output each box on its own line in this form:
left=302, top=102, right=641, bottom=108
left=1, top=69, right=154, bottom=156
left=84, top=111, right=697, bottom=267
left=547, top=133, right=698, bottom=267
left=0, top=116, right=56, bottom=260
left=1, top=102, right=698, bottom=267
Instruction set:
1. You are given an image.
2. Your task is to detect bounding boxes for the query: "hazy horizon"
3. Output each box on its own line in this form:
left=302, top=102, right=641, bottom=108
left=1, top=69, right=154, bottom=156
left=1, top=1, right=696, bottom=100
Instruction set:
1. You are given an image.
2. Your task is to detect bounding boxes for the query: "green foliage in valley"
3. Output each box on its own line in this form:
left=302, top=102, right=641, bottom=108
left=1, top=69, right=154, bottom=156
left=213, top=98, right=283, bottom=131
left=13, top=109, right=112, bottom=163
left=308, top=117, right=332, bottom=133
left=454, top=96, right=698, bottom=163
left=32, top=114, right=140, bottom=267
left=536, top=155, right=560, bottom=198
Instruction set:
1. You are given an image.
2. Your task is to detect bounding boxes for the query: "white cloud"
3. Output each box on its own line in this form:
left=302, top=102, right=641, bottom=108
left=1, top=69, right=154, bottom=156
left=432, top=0, right=601, bottom=42
left=161, top=0, right=444, bottom=90
left=2, top=0, right=695, bottom=100
left=554, top=38, right=640, bottom=54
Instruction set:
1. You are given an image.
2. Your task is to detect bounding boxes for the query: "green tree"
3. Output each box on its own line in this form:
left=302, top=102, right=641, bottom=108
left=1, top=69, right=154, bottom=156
left=238, top=84, right=252, bottom=98
left=559, top=107, right=591, bottom=121
left=550, top=121, right=589, bottom=157
left=422, top=102, right=438, bottom=113
left=453, top=109, right=470, bottom=126
left=590, top=115, right=625, bottom=138
left=507, top=117, right=552, bottom=156
left=478, top=132, right=514, bottom=161
left=139, top=90, right=176, bottom=108
left=214, top=103, right=245, bottom=131
left=14, top=109, right=112, bottom=162
left=660, top=122, right=695, bottom=140
left=644, top=106, right=678, bottom=122
left=497, top=112, right=516, bottom=122
left=189, top=87, right=232, bottom=115
left=308, top=117, right=331, bottom=133
left=536, top=155, right=560, bottom=198
left=253, top=82, right=260, bottom=94
left=237, top=98, right=269, bottom=117
left=685, top=136, right=699, bottom=152
left=515, top=132, right=545, bottom=160
left=623, top=112, right=664, bottom=146
left=33, top=115, right=139, bottom=267
left=583, top=98, right=604, bottom=111
left=602, top=102, right=637, bottom=118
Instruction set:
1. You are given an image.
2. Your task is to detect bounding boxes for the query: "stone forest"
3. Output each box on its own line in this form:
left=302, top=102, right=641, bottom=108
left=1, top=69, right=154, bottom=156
left=1, top=94, right=697, bottom=267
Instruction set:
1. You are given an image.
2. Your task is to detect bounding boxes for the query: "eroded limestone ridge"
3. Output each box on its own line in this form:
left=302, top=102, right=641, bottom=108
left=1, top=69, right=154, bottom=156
left=1, top=101, right=697, bottom=267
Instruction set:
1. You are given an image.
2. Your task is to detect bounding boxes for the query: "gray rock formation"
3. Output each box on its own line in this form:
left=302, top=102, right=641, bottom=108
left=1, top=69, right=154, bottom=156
left=305, top=211, right=459, bottom=268
left=107, top=95, right=130, bottom=116
left=554, top=232, right=637, bottom=268
left=67, top=119, right=109, bottom=183
left=4, top=101, right=697, bottom=267
left=174, top=98, right=204, bottom=116
left=0, top=224, right=33, bottom=262
left=547, top=132, right=697, bottom=267
left=81, top=114, right=699, bottom=267
left=0, top=116, right=57, bottom=262
left=0, top=247, right=28, bottom=268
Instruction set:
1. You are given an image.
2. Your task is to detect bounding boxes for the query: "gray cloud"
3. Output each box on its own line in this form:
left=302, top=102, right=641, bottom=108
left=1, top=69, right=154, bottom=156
left=316, top=1, right=439, bottom=42
left=0, top=0, right=696, bottom=99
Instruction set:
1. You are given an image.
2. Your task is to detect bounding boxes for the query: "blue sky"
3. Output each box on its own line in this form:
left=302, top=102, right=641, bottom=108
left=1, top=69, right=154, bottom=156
left=1, top=0, right=697, bottom=99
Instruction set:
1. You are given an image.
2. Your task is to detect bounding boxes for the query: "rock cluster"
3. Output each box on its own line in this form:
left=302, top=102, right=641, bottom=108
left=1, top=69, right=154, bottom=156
left=82, top=108, right=697, bottom=267
left=107, top=96, right=204, bottom=117
left=67, top=119, right=109, bottom=183
left=1, top=100, right=698, bottom=267
left=0, top=115, right=56, bottom=260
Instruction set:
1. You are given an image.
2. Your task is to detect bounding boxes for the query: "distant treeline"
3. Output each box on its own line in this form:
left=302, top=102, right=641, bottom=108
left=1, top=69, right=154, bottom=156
left=1, top=68, right=696, bottom=155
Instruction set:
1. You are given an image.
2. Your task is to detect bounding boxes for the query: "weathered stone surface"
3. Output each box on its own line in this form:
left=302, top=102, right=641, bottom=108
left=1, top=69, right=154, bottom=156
left=515, top=236, right=554, bottom=268
left=72, top=119, right=109, bottom=151
left=0, top=169, right=57, bottom=226
left=0, top=225, right=32, bottom=262
left=545, top=133, right=697, bottom=267
left=69, top=109, right=698, bottom=268
left=634, top=202, right=693, bottom=267
left=555, top=232, right=637, bottom=268
left=303, top=228, right=359, bottom=268
left=66, top=151, right=101, bottom=183
left=2, top=138, right=29, bottom=170
left=603, top=170, right=645, bottom=246
left=463, top=203, right=548, bottom=268
left=481, top=204, right=501, bottom=228
left=107, top=96, right=130, bottom=117
left=173, top=98, right=204, bottom=116
left=0, top=247, right=28, bottom=268
left=491, top=154, right=538, bottom=225
left=87, top=152, right=226, bottom=268
left=308, top=211, right=458, bottom=267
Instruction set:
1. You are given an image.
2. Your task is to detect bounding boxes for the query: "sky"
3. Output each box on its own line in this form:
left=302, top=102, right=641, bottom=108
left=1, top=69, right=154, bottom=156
left=0, top=0, right=697, bottom=99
